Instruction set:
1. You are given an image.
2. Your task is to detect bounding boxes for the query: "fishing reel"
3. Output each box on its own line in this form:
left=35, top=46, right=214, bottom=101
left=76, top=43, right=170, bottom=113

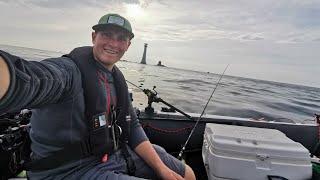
left=143, top=86, right=159, bottom=114
left=127, top=80, right=191, bottom=117
left=141, top=86, right=193, bottom=120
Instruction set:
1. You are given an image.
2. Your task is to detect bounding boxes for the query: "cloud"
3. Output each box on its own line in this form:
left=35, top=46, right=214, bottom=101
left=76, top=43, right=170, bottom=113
left=238, top=34, right=264, bottom=41
left=313, top=38, right=320, bottom=42
left=129, top=0, right=320, bottom=44
left=139, top=0, right=152, bottom=8
left=0, top=0, right=140, bottom=9
left=1, top=0, right=319, bottom=87
left=1, top=0, right=319, bottom=44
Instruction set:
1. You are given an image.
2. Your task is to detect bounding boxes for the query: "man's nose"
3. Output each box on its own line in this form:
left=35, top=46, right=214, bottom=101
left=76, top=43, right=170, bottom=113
left=108, top=36, right=120, bottom=46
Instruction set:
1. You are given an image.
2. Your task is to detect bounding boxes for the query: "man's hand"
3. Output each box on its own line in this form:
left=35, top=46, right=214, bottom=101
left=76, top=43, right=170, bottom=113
left=134, top=141, right=185, bottom=180
left=157, top=164, right=184, bottom=180
left=0, top=56, right=10, bottom=100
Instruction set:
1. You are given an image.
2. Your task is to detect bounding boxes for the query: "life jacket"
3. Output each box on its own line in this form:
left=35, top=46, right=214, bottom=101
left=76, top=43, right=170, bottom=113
left=25, top=46, right=132, bottom=172
left=67, top=46, right=130, bottom=155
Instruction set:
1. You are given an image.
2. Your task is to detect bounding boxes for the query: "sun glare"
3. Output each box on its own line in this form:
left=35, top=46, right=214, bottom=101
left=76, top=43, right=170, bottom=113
left=125, top=4, right=145, bottom=19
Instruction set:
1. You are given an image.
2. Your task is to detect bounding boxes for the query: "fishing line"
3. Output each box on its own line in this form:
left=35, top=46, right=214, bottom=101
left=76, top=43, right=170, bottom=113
left=126, top=80, right=144, bottom=91
left=126, top=64, right=229, bottom=159
left=177, top=64, right=229, bottom=160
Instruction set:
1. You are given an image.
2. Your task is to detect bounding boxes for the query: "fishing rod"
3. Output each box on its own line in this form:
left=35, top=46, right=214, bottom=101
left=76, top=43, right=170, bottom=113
left=126, top=80, right=193, bottom=120
left=177, top=64, right=229, bottom=160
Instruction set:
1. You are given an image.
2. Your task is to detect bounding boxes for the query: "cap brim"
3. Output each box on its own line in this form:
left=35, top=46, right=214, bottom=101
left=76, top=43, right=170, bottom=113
left=92, top=24, right=134, bottom=39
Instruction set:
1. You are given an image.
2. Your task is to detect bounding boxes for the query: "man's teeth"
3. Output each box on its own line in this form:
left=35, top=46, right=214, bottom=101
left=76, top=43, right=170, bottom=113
left=104, top=49, right=117, bottom=54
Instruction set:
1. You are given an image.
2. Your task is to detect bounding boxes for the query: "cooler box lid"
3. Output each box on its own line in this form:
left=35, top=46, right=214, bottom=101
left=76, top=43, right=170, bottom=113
left=204, top=123, right=310, bottom=160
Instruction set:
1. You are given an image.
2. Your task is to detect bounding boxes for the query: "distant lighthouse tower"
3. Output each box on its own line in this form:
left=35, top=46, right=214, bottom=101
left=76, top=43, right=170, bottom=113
left=140, top=43, right=148, bottom=64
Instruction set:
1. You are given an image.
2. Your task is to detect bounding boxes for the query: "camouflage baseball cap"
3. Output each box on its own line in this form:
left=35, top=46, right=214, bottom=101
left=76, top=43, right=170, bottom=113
left=92, top=13, right=134, bottom=39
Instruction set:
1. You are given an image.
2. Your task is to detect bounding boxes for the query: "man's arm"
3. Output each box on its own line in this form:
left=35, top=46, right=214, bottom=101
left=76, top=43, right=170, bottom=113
left=127, top=101, right=183, bottom=179
left=0, top=56, right=10, bottom=100
left=0, top=50, right=82, bottom=114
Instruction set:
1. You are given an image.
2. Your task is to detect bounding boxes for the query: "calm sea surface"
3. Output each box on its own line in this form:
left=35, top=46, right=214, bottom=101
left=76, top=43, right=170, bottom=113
left=1, top=44, right=320, bottom=123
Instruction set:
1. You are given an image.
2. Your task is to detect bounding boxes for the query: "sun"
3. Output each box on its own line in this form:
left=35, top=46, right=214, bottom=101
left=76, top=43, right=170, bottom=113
left=124, top=4, right=145, bottom=19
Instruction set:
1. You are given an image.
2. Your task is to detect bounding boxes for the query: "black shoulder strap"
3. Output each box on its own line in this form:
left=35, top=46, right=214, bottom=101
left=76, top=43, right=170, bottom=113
left=63, top=46, right=105, bottom=121
left=112, top=66, right=130, bottom=142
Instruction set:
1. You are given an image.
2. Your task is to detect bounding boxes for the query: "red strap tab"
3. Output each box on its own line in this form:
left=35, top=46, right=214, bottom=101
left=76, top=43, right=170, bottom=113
left=101, top=153, right=108, bottom=163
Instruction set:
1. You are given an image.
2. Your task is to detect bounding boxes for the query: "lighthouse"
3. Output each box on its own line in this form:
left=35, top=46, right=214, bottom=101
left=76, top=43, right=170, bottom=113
left=140, top=43, right=147, bottom=64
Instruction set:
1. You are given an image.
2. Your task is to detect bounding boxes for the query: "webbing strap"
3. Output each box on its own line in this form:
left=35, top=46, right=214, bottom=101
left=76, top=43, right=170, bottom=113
left=120, top=143, right=136, bottom=176
left=24, top=140, right=91, bottom=172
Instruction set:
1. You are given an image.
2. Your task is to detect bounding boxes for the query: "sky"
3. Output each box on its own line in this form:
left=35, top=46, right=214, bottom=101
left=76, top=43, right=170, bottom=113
left=0, top=0, right=319, bottom=88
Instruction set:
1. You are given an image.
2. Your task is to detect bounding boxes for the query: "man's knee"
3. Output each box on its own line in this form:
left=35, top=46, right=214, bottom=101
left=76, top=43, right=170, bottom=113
left=184, top=164, right=196, bottom=180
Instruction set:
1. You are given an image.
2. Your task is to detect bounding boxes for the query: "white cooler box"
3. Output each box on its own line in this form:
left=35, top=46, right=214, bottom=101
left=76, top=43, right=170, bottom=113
left=202, top=123, right=312, bottom=180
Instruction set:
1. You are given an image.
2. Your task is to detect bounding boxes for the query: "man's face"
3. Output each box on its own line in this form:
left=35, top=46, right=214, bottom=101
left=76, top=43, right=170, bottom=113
left=92, top=26, right=131, bottom=70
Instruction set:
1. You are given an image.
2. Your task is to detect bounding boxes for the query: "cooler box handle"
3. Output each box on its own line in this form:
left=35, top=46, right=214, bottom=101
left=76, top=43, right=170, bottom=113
left=267, top=175, right=289, bottom=180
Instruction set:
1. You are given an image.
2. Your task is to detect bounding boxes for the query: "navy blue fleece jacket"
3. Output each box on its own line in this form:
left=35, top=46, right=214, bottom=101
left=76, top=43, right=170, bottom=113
left=0, top=49, right=148, bottom=159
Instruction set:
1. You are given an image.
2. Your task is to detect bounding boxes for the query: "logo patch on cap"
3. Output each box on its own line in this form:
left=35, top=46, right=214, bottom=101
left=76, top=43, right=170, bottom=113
left=108, top=15, right=125, bottom=26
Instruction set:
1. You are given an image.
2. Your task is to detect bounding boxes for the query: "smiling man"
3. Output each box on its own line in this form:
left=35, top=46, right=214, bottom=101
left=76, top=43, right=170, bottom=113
left=0, top=13, right=195, bottom=180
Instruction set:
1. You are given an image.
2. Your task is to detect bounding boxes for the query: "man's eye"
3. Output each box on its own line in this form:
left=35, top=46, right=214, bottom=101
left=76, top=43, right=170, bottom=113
left=118, top=35, right=127, bottom=41
left=100, top=31, right=128, bottom=41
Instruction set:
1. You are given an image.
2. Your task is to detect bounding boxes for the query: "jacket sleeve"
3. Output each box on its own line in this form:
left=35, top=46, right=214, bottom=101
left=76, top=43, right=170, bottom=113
left=127, top=98, right=149, bottom=149
left=0, top=50, right=82, bottom=114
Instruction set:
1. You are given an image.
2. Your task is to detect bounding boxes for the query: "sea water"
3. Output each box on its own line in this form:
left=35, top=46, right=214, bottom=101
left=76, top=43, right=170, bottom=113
left=1, top=44, right=319, bottom=123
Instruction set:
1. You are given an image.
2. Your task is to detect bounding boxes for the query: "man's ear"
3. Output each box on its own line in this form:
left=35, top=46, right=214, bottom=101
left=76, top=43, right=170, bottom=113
left=92, top=32, right=97, bottom=44
left=126, top=41, right=131, bottom=51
